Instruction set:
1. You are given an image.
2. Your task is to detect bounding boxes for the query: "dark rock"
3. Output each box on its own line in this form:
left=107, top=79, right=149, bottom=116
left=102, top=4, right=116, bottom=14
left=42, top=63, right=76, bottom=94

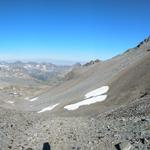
left=83, top=60, right=95, bottom=66
left=136, top=35, right=150, bottom=48
left=43, top=142, right=51, bottom=150
left=144, top=36, right=150, bottom=43
left=141, top=118, right=147, bottom=122
left=140, top=92, right=148, bottom=98
left=97, top=136, right=103, bottom=140
left=8, top=145, right=12, bottom=149
left=95, top=59, right=100, bottom=63
left=115, top=141, right=132, bottom=150
left=140, top=138, right=145, bottom=144
left=83, top=59, right=101, bottom=67
left=115, top=143, right=121, bottom=150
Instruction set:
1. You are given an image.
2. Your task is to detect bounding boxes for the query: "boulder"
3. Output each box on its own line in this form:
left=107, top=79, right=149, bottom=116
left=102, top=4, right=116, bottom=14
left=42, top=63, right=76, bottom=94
left=115, top=141, right=132, bottom=150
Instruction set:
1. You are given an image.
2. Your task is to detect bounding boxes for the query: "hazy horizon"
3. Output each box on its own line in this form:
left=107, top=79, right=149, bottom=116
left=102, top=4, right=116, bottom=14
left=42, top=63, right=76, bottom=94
left=0, top=57, right=81, bottom=65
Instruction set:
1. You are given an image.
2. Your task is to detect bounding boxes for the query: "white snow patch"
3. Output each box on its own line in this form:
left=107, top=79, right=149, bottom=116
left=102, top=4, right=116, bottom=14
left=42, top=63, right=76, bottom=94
left=85, top=86, right=109, bottom=98
left=29, top=97, right=39, bottom=102
left=37, top=103, right=59, bottom=113
left=64, top=86, right=109, bottom=111
left=64, top=95, right=107, bottom=110
left=7, top=101, right=14, bottom=104
left=24, top=97, right=29, bottom=100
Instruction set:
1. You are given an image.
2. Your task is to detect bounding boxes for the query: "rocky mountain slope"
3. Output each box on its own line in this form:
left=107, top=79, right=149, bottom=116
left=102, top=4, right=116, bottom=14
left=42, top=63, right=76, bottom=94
left=0, top=36, right=150, bottom=150
left=13, top=35, right=149, bottom=114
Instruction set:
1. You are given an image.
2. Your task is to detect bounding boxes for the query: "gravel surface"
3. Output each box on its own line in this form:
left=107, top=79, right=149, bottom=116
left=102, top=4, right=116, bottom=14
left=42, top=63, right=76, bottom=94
left=0, top=94, right=149, bottom=150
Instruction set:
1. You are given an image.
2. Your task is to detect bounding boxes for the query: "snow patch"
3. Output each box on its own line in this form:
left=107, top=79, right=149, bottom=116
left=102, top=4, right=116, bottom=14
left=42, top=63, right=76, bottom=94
left=7, top=101, right=14, bottom=104
left=37, top=103, right=59, bottom=113
left=64, top=95, right=107, bottom=110
left=13, top=92, right=18, bottom=95
left=29, top=97, right=39, bottom=102
left=24, top=97, right=29, bottom=100
left=85, top=86, right=109, bottom=98
left=64, top=86, right=109, bottom=111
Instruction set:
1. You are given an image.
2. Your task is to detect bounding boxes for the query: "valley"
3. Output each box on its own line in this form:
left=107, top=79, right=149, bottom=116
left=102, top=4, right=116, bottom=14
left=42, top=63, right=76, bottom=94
left=0, top=36, right=150, bottom=150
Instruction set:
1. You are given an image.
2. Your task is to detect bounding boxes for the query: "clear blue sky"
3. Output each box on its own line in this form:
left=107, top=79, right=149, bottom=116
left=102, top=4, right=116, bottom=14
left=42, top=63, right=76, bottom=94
left=0, top=0, right=150, bottom=63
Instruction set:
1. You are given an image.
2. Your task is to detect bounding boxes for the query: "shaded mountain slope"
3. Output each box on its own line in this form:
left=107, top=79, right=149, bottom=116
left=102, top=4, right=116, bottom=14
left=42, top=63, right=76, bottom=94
left=59, top=52, right=150, bottom=116
left=107, top=53, right=150, bottom=106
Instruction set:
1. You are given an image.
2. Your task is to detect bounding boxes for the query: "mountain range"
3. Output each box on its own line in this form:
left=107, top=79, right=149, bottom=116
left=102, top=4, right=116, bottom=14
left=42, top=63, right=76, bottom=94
left=0, top=36, right=150, bottom=150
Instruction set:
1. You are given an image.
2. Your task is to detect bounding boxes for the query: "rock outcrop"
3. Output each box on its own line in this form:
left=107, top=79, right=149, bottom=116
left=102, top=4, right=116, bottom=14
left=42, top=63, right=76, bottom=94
left=83, top=59, right=101, bottom=67
left=136, top=35, right=150, bottom=48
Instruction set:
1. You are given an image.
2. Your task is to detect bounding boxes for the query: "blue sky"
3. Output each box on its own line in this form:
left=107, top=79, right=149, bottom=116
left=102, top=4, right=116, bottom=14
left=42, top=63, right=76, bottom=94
left=0, top=0, right=150, bottom=63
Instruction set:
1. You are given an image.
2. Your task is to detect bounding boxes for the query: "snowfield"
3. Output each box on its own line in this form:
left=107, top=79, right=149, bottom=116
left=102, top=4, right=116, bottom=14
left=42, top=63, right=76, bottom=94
left=85, top=86, right=109, bottom=98
left=37, top=103, right=60, bottom=113
left=64, top=86, right=109, bottom=111
left=64, top=95, right=107, bottom=110
left=7, top=101, right=14, bottom=104
left=29, top=97, right=39, bottom=102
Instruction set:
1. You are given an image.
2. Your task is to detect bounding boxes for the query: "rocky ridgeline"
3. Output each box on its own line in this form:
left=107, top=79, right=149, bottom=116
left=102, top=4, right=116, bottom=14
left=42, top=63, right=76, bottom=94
left=83, top=59, right=101, bottom=67
left=136, top=35, right=150, bottom=48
